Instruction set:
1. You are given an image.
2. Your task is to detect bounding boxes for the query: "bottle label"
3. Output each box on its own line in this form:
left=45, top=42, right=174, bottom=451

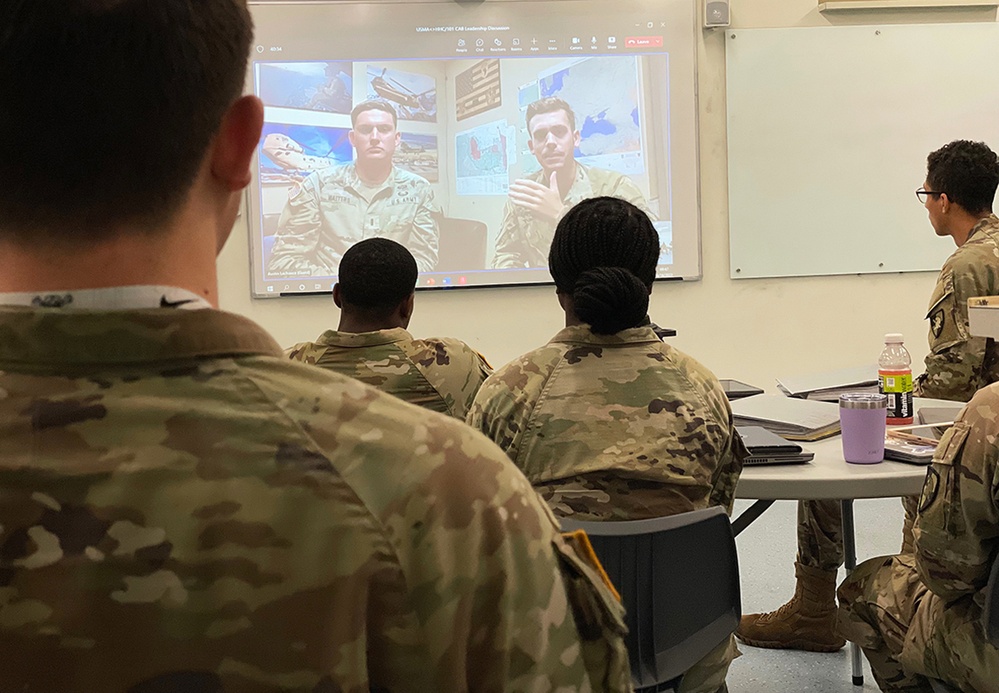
left=879, top=371, right=913, bottom=421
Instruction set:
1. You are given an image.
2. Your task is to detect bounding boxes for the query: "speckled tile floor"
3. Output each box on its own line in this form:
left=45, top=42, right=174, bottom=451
left=726, top=497, right=906, bottom=692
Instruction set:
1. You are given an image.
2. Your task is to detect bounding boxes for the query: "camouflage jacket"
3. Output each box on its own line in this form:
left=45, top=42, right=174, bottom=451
left=267, top=163, right=440, bottom=276
left=0, top=307, right=630, bottom=692
left=902, top=382, right=999, bottom=677
left=914, top=214, right=999, bottom=401
left=285, top=327, right=491, bottom=420
left=467, top=325, right=747, bottom=521
left=492, top=164, right=655, bottom=269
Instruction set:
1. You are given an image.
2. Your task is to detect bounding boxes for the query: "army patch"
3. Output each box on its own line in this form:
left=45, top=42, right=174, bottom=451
left=930, top=309, right=945, bottom=339
left=919, top=467, right=940, bottom=513
left=288, top=180, right=306, bottom=202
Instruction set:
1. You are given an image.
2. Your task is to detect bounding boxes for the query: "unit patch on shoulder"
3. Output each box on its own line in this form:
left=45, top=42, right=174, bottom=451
left=930, top=309, right=945, bottom=339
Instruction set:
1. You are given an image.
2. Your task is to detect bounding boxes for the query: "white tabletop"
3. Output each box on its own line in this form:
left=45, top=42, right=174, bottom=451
left=734, top=398, right=959, bottom=502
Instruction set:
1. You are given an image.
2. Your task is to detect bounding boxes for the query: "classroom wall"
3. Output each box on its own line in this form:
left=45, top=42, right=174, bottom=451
left=218, top=0, right=997, bottom=390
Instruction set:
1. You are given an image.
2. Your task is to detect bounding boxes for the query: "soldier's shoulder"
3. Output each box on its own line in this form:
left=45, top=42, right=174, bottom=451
left=479, top=345, right=562, bottom=394
left=243, top=355, right=525, bottom=512
left=950, top=230, right=999, bottom=269
left=585, top=164, right=632, bottom=186
left=410, top=335, right=479, bottom=357
left=652, top=342, right=729, bottom=406
left=285, top=340, right=325, bottom=363
left=964, top=382, right=999, bottom=419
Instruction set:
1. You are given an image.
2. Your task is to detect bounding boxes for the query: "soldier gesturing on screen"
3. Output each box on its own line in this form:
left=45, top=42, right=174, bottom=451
left=492, top=96, right=654, bottom=269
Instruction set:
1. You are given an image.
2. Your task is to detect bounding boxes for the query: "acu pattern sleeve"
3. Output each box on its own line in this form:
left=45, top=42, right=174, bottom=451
left=407, top=181, right=441, bottom=273
left=665, top=347, right=747, bottom=514
left=915, top=249, right=999, bottom=401
left=258, top=366, right=632, bottom=691
left=404, top=337, right=493, bottom=420
left=491, top=198, right=533, bottom=269
left=465, top=347, right=562, bottom=462
left=605, top=172, right=656, bottom=222
left=267, top=175, right=331, bottom=276
left=914, top=386, right=999, bottom=603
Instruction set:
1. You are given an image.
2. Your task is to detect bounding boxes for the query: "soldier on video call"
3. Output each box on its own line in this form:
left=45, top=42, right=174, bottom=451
left=492, top=96, right=654, bottom=269
left=267, top=100, right=440, bottom=276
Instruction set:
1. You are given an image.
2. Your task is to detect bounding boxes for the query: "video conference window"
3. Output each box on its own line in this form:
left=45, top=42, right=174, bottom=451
left=247, top=0, right=698, bottom=296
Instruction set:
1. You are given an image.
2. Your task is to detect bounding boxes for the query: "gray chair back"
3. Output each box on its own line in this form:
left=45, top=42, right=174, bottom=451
left=561, top=506, right=740, bottom=692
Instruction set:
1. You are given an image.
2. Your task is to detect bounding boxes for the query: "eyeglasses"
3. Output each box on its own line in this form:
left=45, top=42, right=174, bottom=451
left=915, top=188, right=945, bottom=203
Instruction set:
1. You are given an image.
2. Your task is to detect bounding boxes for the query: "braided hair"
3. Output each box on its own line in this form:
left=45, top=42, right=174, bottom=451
left=548, top=197, right=659, bottom=335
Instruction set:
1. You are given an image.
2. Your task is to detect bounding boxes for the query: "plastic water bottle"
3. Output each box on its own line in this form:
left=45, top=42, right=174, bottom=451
left=878, top=333, right=913, bottom=425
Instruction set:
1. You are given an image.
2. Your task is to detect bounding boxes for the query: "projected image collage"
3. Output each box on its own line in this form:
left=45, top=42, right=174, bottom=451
left=252, top=54, right=672, bottom=294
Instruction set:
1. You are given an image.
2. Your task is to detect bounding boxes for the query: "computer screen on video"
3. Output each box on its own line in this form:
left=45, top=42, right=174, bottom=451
left=246, top=0, right=699, bottom=297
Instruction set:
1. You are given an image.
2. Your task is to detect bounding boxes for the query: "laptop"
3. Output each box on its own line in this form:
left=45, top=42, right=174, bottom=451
left=737, top=425, right=815, bottom=466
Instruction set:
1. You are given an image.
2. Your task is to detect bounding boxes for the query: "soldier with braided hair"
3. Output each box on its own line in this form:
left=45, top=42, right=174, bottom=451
left=468, top=196, right=748, bottom=693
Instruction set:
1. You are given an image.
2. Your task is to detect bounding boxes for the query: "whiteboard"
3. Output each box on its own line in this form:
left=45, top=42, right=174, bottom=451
left=726, top=23, right=999, bottom=279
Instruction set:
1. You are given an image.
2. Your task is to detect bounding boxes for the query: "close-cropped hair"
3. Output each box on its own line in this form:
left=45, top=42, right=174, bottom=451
left=338, top=238, right=418, bottom=315
left=525, top=97, right=577, bottom=133
left=926, top=140, right=999, bottom=214
left=350, top=100, right=398, bottom=128
left=0, top=0, right=253, bottom=241
left=548, top=197, right=659, bottom=335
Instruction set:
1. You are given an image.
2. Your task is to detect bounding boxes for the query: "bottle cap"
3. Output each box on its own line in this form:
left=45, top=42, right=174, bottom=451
left=884, top=333, right=904, bottom=343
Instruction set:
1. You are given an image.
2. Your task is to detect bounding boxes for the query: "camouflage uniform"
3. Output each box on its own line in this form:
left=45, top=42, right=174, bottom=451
left=467, top=324, right=747, bottom=693
left=0, top=306, right=631, bottom=692
left=267, top=163, right=440, bottom=276
left=914, top=213, right=999, bottom=401
left=492, top=164, right=655, bottom=269
left=285, top=327, right=491, bottom=420
left=798, top=214, right=999, bottom=573
left=837, top=383, right=999, bottom=693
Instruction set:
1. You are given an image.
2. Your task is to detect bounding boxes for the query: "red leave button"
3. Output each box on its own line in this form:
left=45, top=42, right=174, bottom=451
left=624, top=35, right=663, bottom=48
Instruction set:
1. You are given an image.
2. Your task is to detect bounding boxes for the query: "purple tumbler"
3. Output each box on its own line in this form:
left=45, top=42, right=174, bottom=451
left=839, top=392, right=887, bottom=464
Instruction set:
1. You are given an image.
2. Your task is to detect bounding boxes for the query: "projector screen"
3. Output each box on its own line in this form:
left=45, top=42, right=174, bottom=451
left=246, top=0, right=700, bottom=297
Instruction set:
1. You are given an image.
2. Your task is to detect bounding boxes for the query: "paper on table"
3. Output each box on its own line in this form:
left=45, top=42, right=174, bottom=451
left=731, top=394, right=841, bottom=441
left=776, top=364, right=878, bottom=401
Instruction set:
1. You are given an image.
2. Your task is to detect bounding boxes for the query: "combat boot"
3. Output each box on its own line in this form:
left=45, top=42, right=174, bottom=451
left=736, top=561, right=845, bottom=652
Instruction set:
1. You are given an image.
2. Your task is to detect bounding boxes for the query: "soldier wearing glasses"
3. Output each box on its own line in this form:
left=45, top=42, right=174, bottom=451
left=912, top=140, right=999, bottom=399
left=738, top=140, right=999, bottom=669
left=834, top=139, right=999, bottom=693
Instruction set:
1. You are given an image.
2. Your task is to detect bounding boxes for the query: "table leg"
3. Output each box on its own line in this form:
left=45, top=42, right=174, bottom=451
left=841, top=499, right=863, bottom=686
left=732, top=499, right=775, bottom=536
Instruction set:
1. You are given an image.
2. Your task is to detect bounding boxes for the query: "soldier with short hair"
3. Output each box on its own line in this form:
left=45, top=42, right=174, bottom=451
left=469, top=196, right=747, bottom=693
left=267, top=99, right=441, bottom=275
left=738, top=140, right=999, bottom=656
left=492, top=97, right=655, bottom=269
left=0, top=2, right=631, bottom=690
left=287, top=238, right=491, bottom=419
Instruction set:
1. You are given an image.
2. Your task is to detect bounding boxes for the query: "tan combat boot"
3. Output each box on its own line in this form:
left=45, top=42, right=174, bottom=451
left=736, top=561, right=846, bottom=652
